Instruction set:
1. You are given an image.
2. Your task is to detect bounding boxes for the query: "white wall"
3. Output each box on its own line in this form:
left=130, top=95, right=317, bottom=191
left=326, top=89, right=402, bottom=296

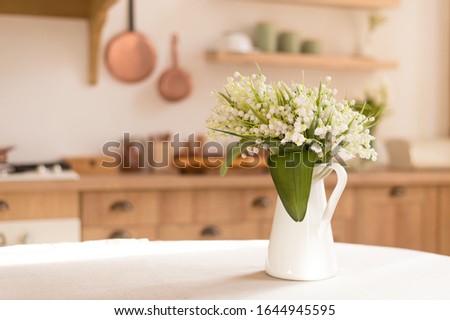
left=0, top=0, right=448, bottom=163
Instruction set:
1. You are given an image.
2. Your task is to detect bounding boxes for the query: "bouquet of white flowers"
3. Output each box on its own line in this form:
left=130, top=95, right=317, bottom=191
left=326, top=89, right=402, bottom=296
left=207, top=71, right=377, bottom=222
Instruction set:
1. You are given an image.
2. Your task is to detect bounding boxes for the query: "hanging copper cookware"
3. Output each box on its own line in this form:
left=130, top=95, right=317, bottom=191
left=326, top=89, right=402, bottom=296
left=158, top=34, right=192, bottom=101
left=105, top=0, right=156, bottom=83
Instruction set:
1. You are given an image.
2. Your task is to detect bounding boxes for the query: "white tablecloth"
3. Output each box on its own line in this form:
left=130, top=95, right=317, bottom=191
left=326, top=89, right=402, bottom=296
left=1, top=239, right=449, bottom=300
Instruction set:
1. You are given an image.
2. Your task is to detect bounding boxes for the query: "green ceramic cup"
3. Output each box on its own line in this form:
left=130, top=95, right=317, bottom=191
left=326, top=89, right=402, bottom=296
left=254, top=22, right=277, bottom=52
left=301, top=39, right=321, bottom=54
left=278, top=31, right=300, bottom=53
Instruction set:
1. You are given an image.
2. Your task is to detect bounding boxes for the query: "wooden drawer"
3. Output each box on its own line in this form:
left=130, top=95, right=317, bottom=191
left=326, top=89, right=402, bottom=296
left=159, top=222, right=259, bottom=240
left=260, top=219, right=273, bottom=239
left=354, top=186, right=438, bottom=252
left=327, top=188, right=355, bottom=243
left=159, top=190, right=194, bottom=224
left=241, top=188, right=277, bottom=221
left=192, top=188, right=277, bottom=223
left=193, top=189, right=243, bottom=222
left=82, top=191, right=159, bottom=227
left=83, top=225, right=157, bottom=241
left=439, top=187, right=450, bottom=255
left=0, top=192, right=78, bottom=220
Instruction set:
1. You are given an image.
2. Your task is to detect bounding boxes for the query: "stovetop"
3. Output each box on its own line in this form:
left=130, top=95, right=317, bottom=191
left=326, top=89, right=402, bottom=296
left=0, top=161, right=80, bottom=182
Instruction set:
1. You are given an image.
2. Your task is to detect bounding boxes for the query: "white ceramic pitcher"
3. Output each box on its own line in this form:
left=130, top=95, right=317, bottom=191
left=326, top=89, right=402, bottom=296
left=265, top=162, right=347, bottom=281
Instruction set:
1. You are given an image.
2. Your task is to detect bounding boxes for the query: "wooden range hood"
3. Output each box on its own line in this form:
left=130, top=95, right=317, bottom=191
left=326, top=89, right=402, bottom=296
left=0, top=0, right=118, bottom=85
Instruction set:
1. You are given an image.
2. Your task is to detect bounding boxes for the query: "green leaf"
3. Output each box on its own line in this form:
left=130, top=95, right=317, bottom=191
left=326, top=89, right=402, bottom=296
left=247, top=105, right=268, bottom=125
left=220, top=141, right=239, bottom=176
left=220, top=139, right=254, bottom=176
left=207, top=128, right=250, bottom=139
left=267, top=147, right=318, bottom=222
left=215, top=91, right=233, bottom=105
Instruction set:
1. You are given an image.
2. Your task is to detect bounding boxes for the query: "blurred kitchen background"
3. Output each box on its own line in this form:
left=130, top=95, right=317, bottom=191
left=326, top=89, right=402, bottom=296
left=1, top=0, right=450, bottom=253
left=0, top=0, right=448, bottom=163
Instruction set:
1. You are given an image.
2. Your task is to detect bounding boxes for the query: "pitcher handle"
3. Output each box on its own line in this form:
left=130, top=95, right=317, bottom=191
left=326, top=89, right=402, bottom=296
left=321, top=162, right=347, bottom=224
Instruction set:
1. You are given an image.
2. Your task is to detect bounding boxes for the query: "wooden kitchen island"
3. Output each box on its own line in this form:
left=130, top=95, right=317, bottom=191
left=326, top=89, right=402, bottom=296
left=1, top=169, right=450, bottom=255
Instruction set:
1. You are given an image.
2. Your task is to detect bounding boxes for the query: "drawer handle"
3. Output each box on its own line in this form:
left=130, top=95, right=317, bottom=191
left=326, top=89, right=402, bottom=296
left=0, top=233, right=6, bottom=246
left=0, top=200, right=9, bottom=212
left=110, top=201, right=134, bottom=212
left=252, top=196, right=271, bottom=208
left=109, top=230, right=133, bottom=239
left=201, top=225, right=221, bottom=237
left=390, top=186, right=406, bottom=197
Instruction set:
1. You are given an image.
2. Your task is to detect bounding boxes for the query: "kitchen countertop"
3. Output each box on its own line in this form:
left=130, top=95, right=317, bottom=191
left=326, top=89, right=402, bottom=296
left=1, top=239, right=449, bottom=299
left=2, top=168, right=450, bottom=192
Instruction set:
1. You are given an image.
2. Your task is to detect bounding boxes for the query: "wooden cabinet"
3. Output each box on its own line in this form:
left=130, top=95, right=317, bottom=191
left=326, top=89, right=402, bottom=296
left=159, top=187, right=277, bottom=240
left=80, top=186, right=278, bottom=241
left=159, top=223, right=260, bottom=240
left=2, top=171, right=450, bottom=255
left=83, top=225, right=158, bottom=241
left=82, top=191, right=159, bottom=226
left=159, top=191, right=195, bottom=224
left=0, top=192, right=78, bottom=220
left=81, top=191, right=160, bottom=241
left=0, top=191, right=80, bottom=246
left=329, top=188, right=356, bottom=244
left=438, top=187, right=450, bottom=255
left=354, top=186, right=438, bottom=252
left=193, top=189, right=243, bottom=223
left=328, top=184, right=441, bottom=253
left=77, top=178, right=444, bottom=255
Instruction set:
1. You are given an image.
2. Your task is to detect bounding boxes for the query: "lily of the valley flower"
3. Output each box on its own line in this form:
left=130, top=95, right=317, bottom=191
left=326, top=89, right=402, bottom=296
left=207, top=72, right=378, bottom=222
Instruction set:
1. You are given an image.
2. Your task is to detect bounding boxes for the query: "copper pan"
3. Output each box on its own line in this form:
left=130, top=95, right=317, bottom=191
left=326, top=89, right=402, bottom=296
left=105, top=0, right=156, bottom=83
left=158, top=34, right=192, bottom=102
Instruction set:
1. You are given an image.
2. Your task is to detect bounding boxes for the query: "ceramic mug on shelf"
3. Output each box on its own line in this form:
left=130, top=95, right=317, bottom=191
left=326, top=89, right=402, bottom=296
left=221, top=32, right=253, bottom=53
left=254, top=22, right=277, bottom=52
left=301, top=39, right=322, bottom=54
left=278, top=31, right=300, bottom=53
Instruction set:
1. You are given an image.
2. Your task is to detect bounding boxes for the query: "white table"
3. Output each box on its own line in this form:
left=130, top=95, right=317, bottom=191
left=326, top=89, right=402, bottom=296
left=1, top=239, right=449, bottom=299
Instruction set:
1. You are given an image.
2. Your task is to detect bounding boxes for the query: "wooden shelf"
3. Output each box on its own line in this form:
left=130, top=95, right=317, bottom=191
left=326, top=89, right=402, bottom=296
left=230, top=0, right=400, bottom=9
left=206, top=51, right=397, bottom=71
left=0, top=0, right=118, bottom=84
